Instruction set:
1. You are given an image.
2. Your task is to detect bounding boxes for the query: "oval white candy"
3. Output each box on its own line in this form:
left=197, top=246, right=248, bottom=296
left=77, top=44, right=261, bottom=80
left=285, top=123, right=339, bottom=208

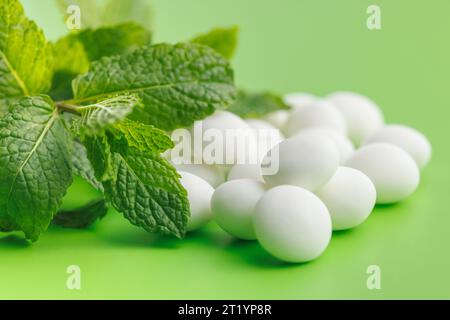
left=263, top=110, right=290, bottom=130
left=284, top=100, right=346, bottom=137
left=293, top=127, right=355, bottom=164
left=211, top=179, right=266, bottom=240
left=316, top=167, right=376, bottom=230
left=192, top=111, right=257, bottom=165
left=364, top=124, right=431, bottom=169
left=228, top=163, right=263, bottom=182
left=345, top=143, right=420, bottom=204
left=246, top=119, right=285, bottom=161
left=327, top=91, right=384, bottom=147
left=262, top=134, right=340, bottom=191
left=254, top=185, right=332, bottom=263
left=283, top=92, right=317, bottom=110
left=178, top=171, right=215, bottom=231
left=173, top=161, right=225, bottom=188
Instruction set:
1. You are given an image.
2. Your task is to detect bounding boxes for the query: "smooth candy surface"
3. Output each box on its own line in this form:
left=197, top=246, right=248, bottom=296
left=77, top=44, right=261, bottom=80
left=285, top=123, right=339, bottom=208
left=178, top=171, right=214, bottom=231
left=193, top=111, right=257, bottom=165
left=284, top=100, right=346, bottom=137
left=263, top=110, right=290, bottom=130
left=283, top=92, right=317, bottom=109
left=365, top=124, right=432, bottom=169
left=316, top=167, right=376, bottom=230
left=293, top=127, right=355, bottom=164
left=228, top=164, right=263, bottom=182
left=211, top=179, right=266, bottom=240
left=327, top=91, right=384, bottom=146
left=346, top=143, right=420, bottom=204
left=246, top=119, right=285, bottom=161
left=262, top=134, right=340, bottom=191
left=254, top=185, right=332, bottom=263
left=173, top=161, right=225, bottom=188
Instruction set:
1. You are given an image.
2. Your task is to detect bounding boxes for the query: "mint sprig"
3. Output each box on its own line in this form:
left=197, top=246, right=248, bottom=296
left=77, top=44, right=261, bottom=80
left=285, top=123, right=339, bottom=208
left=0, top=0, right=237, bottom=241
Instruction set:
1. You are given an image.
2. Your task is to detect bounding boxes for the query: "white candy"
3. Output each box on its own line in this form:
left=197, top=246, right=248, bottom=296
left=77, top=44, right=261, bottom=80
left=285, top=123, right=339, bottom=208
left=346, top=143, right=420, bottom=204
left=283, top=92, right=317, bottom=110
left=245, top=119, right=285, bottom=161
left=178, top=171, right=215, bottom=231
left=316, top=167, right=376, bottom=230
left=293, top=127, right=355, bottom=164
left=193, top=111, right=257, bottom=165
left=284, top=100, right=346, bottom=137
left=228, top=164, right=263, bottom=182
left=263, top=110, right=290, bottom=130
left=262, top=134, right=340, bottom=191
left=364, top=124, right=431, bottom=169
left=327, top=91, right=384, bottom=147
left=173, top=162, right=225, bottom=188
left=211, top=179, right=266, bottom=240
left=254, top=185, right=332, bottom=263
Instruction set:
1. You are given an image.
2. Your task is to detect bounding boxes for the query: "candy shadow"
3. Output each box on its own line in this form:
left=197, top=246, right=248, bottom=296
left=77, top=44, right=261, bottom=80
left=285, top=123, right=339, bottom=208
left=332, top=228, right=357, bottom=238
left=221, top=238, right=312, bottom=269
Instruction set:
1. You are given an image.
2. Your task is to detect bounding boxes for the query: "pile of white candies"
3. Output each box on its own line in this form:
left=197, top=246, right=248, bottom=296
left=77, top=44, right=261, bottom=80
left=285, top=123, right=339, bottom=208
left=174, top=91, right=432, bottom=263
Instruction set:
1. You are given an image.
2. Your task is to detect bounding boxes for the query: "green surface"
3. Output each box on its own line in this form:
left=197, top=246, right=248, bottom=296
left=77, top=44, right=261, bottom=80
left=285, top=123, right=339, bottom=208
left=1, top=0, right=449, bottom=299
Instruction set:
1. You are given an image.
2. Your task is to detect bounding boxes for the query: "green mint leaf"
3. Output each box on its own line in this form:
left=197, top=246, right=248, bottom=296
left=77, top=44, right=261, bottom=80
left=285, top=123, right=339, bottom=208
left=55, top=0, right=101, bottom=28
left=0, top=0, right=54, bottom=110
left=72, top=140, right=103, bottom=191
left=83, top=134, right=116, bottom=182
left=57, top=22, right=152, bottom=64
left=112, top=119, right=174, bottom=154
left=50, top=38, right=90, bottom=101
left=103, top=146, right=190, bottom=238
left=101, top=0, right=154, bottom=28
left=228, top=90, right=290, bottom=118
left=72, top=43, right=236, bottom=131
left=51, top=23, right=152, bottom=101
left=191, top=26, right=239, bottom=60
left=53, top=198, right=108, bottom=229
left=52, top=34, right=90, bottom=77
left=0, top=96, right=73, bottom=241
left=73, top=93, right=142, bottom=135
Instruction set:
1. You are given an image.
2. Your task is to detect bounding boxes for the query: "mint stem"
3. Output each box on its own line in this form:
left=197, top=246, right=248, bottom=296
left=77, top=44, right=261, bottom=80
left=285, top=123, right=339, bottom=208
left=56, top=102, right=81, bottom=115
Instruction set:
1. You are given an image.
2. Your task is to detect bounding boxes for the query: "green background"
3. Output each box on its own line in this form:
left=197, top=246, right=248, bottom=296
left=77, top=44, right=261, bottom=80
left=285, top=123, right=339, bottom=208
left=1, top=0, right=449, bottom=299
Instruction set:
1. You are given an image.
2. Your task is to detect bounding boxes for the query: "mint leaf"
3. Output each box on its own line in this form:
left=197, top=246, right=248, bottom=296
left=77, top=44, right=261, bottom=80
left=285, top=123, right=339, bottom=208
left=80, top=125, right=188, bottom=238
left=191, top=26, right=239, bottom=60
left=0, top=0, right=54, bottom=111
left=51, top=23, right=152, bottom=100
left=61, top=23, right=152, bottom=63
left=101, top=0, right=154, bottom=28
left=0, top=96, right=72, bottom=241
left=113, top=119, right=174, bottom=153
left=83, top=134, right=116, bottom=182
left=103, top=146, right=190, bottom=238
left=72, top=140, right=103, bottom=191
left=72, top=43, right=236, bottom=131
left=53, top=198, right=108, bottom=229
left=52, top=34, right=90, bottom=76
left=228, top=90, right=290, bottom=118
left=56, top=0, right=101, bottom=28
left=73, top=93, right=142, bottom=135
